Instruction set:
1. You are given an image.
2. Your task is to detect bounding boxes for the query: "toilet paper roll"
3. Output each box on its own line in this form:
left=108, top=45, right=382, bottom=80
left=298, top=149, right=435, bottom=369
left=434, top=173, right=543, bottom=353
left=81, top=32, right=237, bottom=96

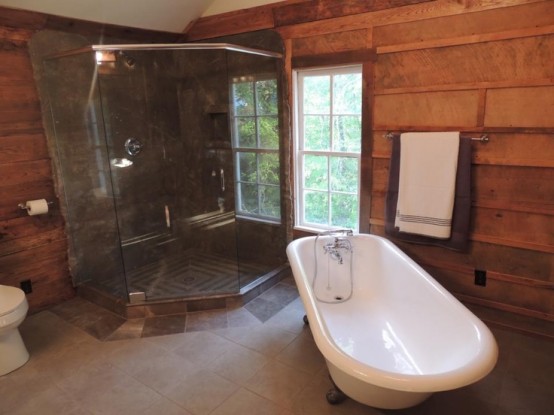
left=25, top=199, right=49, bottom=216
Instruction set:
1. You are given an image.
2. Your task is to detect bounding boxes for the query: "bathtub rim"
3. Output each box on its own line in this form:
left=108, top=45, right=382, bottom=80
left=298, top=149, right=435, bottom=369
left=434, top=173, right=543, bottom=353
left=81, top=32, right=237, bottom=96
left=286, top=233, right=499, bottom=393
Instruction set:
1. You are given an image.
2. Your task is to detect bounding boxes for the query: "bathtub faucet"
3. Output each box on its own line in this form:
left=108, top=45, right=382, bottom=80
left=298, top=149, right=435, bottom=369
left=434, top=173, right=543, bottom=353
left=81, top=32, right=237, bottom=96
left=323, top=237, right=353, bottom=265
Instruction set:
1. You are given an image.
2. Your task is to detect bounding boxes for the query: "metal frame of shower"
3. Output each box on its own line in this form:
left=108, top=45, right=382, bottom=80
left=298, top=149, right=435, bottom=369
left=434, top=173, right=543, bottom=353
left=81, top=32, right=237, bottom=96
left=44, top=42, right=283, bottom=60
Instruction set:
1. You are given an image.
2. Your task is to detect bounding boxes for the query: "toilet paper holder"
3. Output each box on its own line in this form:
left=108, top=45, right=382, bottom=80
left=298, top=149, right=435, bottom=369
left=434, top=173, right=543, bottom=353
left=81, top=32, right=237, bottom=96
left=18, top=200, right=54, bottom=210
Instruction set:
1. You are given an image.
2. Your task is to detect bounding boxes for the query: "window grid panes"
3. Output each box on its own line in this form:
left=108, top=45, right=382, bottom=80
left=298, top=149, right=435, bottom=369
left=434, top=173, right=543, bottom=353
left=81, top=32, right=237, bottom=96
left=232, top=76, right=280, bottom=222
left=295, top=66, right=362, bottom=231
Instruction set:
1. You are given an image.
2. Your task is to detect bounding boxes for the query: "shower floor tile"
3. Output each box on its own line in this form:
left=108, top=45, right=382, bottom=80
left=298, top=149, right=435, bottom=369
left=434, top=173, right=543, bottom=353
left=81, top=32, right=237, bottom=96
left=93, top=250, right=271, bottom=301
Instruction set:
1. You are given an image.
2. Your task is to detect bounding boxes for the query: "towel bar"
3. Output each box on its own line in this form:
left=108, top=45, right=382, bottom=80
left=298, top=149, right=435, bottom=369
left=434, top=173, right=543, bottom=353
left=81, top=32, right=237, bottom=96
left=384, top=132, right=489, bottom=142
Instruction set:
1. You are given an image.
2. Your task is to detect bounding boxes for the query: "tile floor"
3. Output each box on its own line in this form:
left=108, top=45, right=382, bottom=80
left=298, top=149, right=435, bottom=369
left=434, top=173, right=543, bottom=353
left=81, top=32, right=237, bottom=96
left=1, top=278, right=552, bottom=415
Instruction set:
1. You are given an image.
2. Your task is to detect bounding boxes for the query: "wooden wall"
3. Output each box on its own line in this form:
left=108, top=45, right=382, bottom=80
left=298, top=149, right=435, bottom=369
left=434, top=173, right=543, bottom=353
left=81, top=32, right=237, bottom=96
left=0, top=7, right=178, bottom=312
left=187, top=0, right=554, bottom=336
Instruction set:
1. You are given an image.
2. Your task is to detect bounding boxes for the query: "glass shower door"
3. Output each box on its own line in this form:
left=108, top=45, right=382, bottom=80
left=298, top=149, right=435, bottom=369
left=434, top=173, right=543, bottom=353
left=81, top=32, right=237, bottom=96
left=97, top=49, right=240, bottom=301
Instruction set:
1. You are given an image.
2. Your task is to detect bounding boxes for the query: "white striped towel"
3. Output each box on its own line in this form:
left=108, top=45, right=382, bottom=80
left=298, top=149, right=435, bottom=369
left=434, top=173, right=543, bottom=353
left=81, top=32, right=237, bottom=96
left=395, top=132, right=460, bottom=239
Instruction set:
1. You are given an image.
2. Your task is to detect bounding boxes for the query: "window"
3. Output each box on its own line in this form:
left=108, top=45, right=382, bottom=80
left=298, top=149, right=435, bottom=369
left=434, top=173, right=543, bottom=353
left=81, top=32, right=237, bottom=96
left=294, top=65, right=362, bottom=231
left=231, top=75, right=281, bottom=222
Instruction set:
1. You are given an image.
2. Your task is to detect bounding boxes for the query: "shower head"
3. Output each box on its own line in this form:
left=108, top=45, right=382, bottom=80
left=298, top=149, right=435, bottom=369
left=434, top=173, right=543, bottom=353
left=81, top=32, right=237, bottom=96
left=118, top=51, right=136, bottom=68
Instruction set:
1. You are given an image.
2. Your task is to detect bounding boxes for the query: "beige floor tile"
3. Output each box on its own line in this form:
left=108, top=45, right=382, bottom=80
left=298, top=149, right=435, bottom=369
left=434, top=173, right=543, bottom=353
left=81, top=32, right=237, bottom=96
left=56, top=360, right=162, bottom=415
left=216, top=325, right=297, bottom=357
left=208, top=342, right=269, bottom=384
left=244, top=360, right=313, bottom=409
left=140, top=396, right=192, bottom=415
left=264, top=298, right=307, bottom=334
left=29, top=336, right=119, bottom=383
left=6, top=383, right=90, bottom=415
left=131, top=351, right=201, bottom=394
left=5, top=301, right=554, bottom=415
left=143, top=332, right=191, bottom=351
left=186, top=309, right=228, bottom=332
left=166, top=369, right=239, bottom=415
left=290, top=375, right=381, bottom=415
left=104, top=338, right=172, bottom=375
left=19, top=312, right=91, bottom=357
left=0, top=364, right=57, bottom=414
left=172, top=331, right=239, bottom=368
left=276, top=330, right=326, bottom=375
left=226, top=306, right=263, bottom=328
left=211, top=388, right=293, bottom=415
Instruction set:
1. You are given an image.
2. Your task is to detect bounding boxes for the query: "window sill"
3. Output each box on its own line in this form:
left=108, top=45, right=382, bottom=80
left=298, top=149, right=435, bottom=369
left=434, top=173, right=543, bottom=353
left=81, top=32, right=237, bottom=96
left=236, top=214, right=281, bottom=226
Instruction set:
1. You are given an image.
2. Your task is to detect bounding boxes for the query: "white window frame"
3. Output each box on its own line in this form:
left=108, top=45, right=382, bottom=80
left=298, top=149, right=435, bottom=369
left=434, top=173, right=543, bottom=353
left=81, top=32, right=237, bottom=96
left=230, top=74, right=281, bottom=224
left=293, top=65, right=362, bottom=232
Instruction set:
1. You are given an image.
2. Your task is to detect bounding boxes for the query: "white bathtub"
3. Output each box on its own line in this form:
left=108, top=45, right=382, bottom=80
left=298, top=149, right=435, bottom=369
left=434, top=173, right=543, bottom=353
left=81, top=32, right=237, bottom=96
left=286, top=233, right=498, bottom=409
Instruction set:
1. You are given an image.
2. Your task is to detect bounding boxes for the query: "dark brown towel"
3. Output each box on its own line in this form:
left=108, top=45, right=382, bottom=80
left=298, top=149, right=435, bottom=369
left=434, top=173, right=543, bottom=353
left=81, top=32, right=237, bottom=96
left=385, top=136, right=472, bottom=251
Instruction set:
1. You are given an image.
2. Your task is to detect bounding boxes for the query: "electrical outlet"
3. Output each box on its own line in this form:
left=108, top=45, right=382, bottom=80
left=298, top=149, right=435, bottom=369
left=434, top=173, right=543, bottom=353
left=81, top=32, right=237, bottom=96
left=20, top=279, right=33, bottom=294
left=474, top=269, right=487, bottom=287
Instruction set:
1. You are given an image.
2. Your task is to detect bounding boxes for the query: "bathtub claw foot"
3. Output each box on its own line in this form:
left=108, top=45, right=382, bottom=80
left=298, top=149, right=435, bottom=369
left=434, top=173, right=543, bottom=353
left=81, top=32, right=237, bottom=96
left=303, top=315, right=309, bottom=325
left=326, top=387, right=347, bottom=405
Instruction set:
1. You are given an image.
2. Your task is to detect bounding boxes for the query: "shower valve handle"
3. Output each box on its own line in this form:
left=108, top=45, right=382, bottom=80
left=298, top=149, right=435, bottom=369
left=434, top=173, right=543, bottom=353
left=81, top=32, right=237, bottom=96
left=125, top=137, right=143, bottom=156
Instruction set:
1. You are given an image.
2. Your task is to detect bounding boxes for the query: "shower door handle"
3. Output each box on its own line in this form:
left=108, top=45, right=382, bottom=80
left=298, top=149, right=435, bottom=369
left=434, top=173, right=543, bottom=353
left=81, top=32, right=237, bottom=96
left=220, top=168, right=225, bottom=192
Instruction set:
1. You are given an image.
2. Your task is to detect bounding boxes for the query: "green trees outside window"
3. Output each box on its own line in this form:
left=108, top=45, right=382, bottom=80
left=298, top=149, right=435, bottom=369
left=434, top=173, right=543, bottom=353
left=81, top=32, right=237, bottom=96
left=232, top=77, right=280, bottom=221
left=295, top=66, right=362, bottom=231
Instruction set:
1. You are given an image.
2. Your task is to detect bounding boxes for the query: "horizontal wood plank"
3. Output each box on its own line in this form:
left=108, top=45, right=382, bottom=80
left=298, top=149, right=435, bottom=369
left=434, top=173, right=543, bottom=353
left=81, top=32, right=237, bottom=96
left=0, top=227, right=66, bottom=257
left=292, top=29, right=369, bottom=56
left=274, top=0, right=433, bottom=26
left=0, top=180, right=56, bottom=221
left=375, top=25, right=554, bottom=54
left=374, top=90, right=480, bottom=127
left=276, top=0, right=544, bottom=39
left=0, top=238, right=67, bottom=278
left=370, top=224, right=553, bottom=282
left=427, top=266, right=553, bottom=316
left=0, top=134, right=49, bottom=163
left=0, top=159, right=52, bottom=187
left=0, top=6, right=47, bottom=30
left=0, top=84, right=42, bottom=112
left=375, top=35, right=554, bottom=90
left=0, top=116, right=44, bottom=136
left=0, top=49, right=34, bottom=81
left=372, top=132, right=554, bottom=168
left=485, top=86, right=554, bottom=127
left=292, top=49, right=375, bottom=67
left=473, top=164, right=554, bottom=204
left=372, top=162, right=554, bottom=207
left=373, top=1, right=554, bottom=47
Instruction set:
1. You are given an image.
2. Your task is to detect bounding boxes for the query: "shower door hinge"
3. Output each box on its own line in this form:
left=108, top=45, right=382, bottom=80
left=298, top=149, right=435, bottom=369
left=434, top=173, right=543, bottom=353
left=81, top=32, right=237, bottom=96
left=128, top=291, right=146, bottom=304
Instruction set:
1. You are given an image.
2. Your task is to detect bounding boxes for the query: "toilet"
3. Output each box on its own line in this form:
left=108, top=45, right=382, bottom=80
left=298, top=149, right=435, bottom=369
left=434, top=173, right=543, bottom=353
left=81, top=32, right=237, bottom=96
left=0, top=285, right=30, bottom=376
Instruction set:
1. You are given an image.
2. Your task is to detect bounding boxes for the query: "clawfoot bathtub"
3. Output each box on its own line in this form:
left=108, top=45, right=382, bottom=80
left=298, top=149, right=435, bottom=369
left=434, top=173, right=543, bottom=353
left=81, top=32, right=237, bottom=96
left=286, top=232, right=498, bottom=409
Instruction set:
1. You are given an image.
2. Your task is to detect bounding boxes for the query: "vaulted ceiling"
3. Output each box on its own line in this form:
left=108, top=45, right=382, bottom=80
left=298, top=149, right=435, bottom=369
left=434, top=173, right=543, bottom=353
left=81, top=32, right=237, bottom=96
left=0, top=0, right=283, bottom=33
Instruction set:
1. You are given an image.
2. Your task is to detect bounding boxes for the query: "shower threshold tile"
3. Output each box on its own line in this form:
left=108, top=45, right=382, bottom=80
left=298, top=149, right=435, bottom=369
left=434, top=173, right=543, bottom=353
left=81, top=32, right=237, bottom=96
left=141, top=315, right=187, bottom=338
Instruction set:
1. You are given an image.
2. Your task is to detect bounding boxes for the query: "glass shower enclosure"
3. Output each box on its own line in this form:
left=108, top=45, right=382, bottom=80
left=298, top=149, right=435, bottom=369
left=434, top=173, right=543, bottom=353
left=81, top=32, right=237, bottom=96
left=39, top=42, right=286, bottom=303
